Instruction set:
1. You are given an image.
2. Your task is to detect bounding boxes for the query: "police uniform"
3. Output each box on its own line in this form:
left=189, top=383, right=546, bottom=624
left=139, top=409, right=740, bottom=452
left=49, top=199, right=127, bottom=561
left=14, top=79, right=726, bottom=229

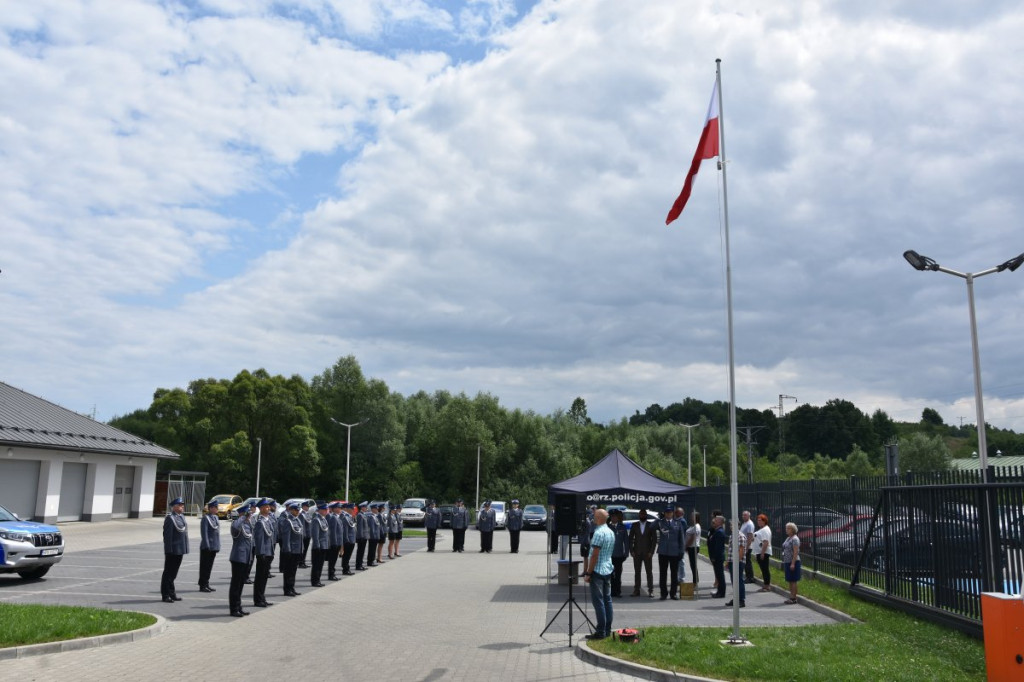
left=376, top=504, right=388, bottom=563
left=387, top=506, right=400, bottom=558
left=657, top=506, right=685, bottom=600
left=423, top=501, right=440, bottom=552
left=394, top=505, right=404, bottom=557
left=198, top=501, right=221, bottom=592
left=327, top=503, right=344, bottom=580
left=252, top=500, right=276, bottom=607
left=478, top=501, right=496, bottom=553
left=367, top=504, right=381, bottom=566
left=228, top=504, right=253, bottom=617
left=245, top=505, right=258, bottom=583
left=340, top=502, right=357, bottom=574
left=161, top=498, right=189, bottom=602
left=299, top=502, right=313, bottom=568
left=309, top=503, right=330, bottom=586
left=278, top=501, right=304, bottom=596
left=451, top=500, right=468, bottom=552
left=355, top=502, right=370, bottom=569
left=507, top=500, right=524, bottom=553
left=609, top=511, right=630, bottom=597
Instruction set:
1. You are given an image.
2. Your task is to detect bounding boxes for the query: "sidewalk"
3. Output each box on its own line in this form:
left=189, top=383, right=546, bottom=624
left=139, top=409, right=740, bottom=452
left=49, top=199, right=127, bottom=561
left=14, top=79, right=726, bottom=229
left=2, top=524, right=842, bottom=680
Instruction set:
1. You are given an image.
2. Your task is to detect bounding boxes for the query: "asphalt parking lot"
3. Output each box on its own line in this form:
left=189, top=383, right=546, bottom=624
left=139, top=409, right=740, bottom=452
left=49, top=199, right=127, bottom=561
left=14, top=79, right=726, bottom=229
left=0, top=523, right=424, bottom=621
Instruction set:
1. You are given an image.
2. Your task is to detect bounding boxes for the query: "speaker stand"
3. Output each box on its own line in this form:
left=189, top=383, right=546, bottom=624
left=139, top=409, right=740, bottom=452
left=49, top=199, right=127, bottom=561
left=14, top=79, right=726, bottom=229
left=540, top=565, right=594, bottom=646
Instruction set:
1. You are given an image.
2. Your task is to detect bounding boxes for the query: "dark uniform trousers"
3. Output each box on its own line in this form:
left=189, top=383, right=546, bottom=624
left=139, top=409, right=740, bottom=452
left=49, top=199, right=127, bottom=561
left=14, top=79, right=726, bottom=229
left=686, top=546, right=700, bottom=584
left=310, top=548, right=326, bottom=584
left=367, top=538, right=378, bottom=566
left=480, top=531, right=493, bottom=552
left=281, top=552, right=300, bottom=593
left=426, top=528, right=437, bottom=551
left=711, top=558, right=726, bottom=597
left=161, top=554, right=183, bottom=598
left=198, top=549, right=217, bottom=588
left=327, top=545, right=341, bottom=578
left=253, top=555, right=272, bottom=604
left=229, top=560, right=248, bottom=612
left=611, top=556, right=626, bottom=597
left=659, top=553, right=681, bottom=598
left=301, top=536, right=311, bottom=566
left=745, top=548, right=755, bottom=582
left=453, top=529, right=466, bottom=552
left=356, top=539, right=367, bottom=568
left=342, top=542, right=355, bottom=572
left=509, top=530, right=521, bottom=553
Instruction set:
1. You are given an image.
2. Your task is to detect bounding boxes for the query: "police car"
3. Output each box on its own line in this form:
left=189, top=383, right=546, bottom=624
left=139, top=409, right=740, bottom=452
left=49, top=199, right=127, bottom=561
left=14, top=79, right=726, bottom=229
left=0, top=503, right=64, bottom=580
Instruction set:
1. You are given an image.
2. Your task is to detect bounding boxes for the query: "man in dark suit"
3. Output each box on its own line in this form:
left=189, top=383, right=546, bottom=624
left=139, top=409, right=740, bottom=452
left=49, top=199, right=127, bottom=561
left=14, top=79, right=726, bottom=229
left=708, top=515, right=727, bottom=598
left=628, top=508, right=658, bottom=597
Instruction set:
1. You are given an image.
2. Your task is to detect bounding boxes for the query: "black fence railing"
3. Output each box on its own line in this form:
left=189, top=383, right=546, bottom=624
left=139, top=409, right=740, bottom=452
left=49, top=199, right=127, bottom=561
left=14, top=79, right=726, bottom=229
left=691, top=466, right=1024, bottom=630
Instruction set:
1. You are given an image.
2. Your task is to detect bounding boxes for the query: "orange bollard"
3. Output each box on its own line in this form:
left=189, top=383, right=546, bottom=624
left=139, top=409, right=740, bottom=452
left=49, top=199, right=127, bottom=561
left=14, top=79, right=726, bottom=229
left=981, top=592, right=1024, bottom=681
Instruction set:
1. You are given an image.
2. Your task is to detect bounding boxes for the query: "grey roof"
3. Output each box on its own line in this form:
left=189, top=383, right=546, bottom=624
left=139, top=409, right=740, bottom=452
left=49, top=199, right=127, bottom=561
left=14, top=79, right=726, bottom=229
left=0, top=381, right=179, bottom=459
left=951, top=455, right=1024, bottom=471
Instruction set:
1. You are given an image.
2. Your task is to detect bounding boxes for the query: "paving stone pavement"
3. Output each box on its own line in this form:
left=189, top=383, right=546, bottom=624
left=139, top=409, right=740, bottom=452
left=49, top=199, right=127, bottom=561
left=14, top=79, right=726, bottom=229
left=2, top=522, right=841, bottom=680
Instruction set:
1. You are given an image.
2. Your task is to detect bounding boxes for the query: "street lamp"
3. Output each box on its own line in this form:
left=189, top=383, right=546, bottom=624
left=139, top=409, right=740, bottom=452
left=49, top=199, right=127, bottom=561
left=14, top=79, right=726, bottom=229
left=903, top=249, right=1024, bottom=483
left=330, top=417, right=369, bottom=501
left=255, top=437, right=262, bottom=498
left=674, top=423, right=699, bottom=487
left=475, top=444, right=481, bottom=512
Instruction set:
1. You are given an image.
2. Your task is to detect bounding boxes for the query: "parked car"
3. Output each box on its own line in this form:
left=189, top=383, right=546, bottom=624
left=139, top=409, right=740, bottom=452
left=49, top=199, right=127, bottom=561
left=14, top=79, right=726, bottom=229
left=438, top=504, right=456, bottom=528
left=838, top=520, right=995, bottom=575
left=207, top=494, right=243, bottom=519
left=0, top=503, right=65, bottom=580
left=477, top=501, right=508, bottom=529
left=799, top=514, right=874, bottom=556
left=229, top=497, right=276, bottom=519
left=523, top=504, right=548, bottom=530
left=277, top=498, right=316, bottom=516
left=401, top=498, right=428, bottom=526
left=768, top=506, right=844, bottom=537
left=606, top=506, right=660, bottom=531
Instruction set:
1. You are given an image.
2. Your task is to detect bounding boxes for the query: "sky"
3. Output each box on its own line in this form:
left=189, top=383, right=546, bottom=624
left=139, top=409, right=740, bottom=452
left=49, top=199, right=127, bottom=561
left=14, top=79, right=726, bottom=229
left=2, top=0, right=1024, bottom=434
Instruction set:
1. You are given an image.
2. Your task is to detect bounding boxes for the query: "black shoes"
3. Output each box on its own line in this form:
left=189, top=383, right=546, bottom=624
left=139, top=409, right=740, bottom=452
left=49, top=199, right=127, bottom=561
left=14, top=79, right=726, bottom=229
left=285, top=590, right=300, bottom=597
left=724, top=600, right=746, bottom=607
left=660, top=595, right=668, bottom=600
left=230, top=610, right=245, bottom=617
left=172, top=595, right=182, bottom=601
left=312, top=582, right=325, bottom=587
left=585, top=633, right=606, bottom=640
left=328, top=576, right=340, bottom=581
left=254, top=601, right=272, bottom=607
left=342, top=570, right=354, bottom=575
left=162, top=596, right=175, bottom=603
left=199, top=586, right=215, bottom=593
left=244, top=579, right=253, bottom=584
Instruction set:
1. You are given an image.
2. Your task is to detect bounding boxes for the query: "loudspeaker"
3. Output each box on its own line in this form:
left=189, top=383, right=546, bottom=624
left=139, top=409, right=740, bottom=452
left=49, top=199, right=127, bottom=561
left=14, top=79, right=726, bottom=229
left=555, top=494, right=579, bottom=536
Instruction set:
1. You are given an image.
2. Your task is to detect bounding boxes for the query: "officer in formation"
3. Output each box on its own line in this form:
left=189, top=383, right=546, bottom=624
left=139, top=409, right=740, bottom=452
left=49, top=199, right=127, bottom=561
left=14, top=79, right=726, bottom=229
left=309, top=501, right=330, bottom=586
left=477, top=500, right=496, bottom=553
left=245, top=504, right=258, bottom=583
left=161, top=497, right=189, bottom=603
left=339, top=502, right=356, bottom=574
left=367, top=502, right=381, bottom=566
left=423, top=499, right=440, bottom=552
left=252, top=498, right=276, bottom=608
left=327, top=502, right=344, bottom=580
left=278, top=500, right=304, bottom=597
left=198, top=500, right=220, bottom=593
left=228, top=502, right=253, bottom=617
left=355, top=501, right=371, bottom=569
left=451, top=498, right=468, bottom=552
left=609, top=508, right=630, bottom=598
left=656, top=504, right=686, bottom=600
left=374, top=503, right=388, bottom=564
left=387, top=504, right=401, bottom=559
left=394, top=503, right=404, bottom=557
left=507, top=499, right=524, bottom=553
left=299, top=500, right=313, bottom=568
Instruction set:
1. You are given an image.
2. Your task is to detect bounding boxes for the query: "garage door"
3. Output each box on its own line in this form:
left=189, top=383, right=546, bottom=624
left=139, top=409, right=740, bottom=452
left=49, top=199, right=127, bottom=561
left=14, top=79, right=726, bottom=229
left=58, top=462, right=88, bottom=522
left=113, top=465, right=134, bottom=517
left=0, top=459, right=41, bottom=519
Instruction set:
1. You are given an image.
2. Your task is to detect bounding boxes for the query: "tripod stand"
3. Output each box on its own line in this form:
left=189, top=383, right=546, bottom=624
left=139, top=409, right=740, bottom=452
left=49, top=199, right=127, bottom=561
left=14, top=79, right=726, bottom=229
left=540, top=561, right=594, bottom=646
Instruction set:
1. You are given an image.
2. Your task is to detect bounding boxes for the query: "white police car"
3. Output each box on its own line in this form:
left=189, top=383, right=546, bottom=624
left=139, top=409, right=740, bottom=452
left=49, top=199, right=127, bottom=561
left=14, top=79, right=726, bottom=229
left=0, top=503, right=64, bottom=580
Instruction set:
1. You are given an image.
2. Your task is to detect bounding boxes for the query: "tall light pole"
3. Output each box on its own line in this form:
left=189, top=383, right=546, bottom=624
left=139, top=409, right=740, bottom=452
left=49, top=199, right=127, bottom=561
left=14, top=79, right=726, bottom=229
left=702, top=446, right=707, bottom=487
left=674, top=423, right=699, bottom=486
left=330, top=417, right=369, bottom=501
left=255, top=437, right=262, bottom=498
left=903, top=249, right=1024, bottom=483
left=475, top=443, right=481, bottom=512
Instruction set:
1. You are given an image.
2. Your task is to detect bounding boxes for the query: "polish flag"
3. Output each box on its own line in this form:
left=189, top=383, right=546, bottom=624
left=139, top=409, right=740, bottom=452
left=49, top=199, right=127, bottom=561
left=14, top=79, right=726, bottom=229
left=665, top=81, right=720, bottom=225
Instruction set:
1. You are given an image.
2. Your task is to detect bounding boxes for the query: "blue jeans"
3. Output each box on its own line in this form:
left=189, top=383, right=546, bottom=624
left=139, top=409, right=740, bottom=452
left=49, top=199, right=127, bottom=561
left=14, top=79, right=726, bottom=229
left=729, top=561, right=746, bottom=603
left=589, top=571, right=613, bottom=637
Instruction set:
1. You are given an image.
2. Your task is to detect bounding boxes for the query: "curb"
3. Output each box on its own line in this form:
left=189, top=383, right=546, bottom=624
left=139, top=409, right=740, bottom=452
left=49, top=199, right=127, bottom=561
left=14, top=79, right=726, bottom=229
left=0, top=613, right=166, bottom=661
left=575, top=640, right=728, bottom=682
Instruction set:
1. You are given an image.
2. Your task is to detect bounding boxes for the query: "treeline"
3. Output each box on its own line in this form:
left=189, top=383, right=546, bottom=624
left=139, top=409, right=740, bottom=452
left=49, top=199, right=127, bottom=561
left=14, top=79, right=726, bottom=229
left=109, top=356, right=1022, bottom=505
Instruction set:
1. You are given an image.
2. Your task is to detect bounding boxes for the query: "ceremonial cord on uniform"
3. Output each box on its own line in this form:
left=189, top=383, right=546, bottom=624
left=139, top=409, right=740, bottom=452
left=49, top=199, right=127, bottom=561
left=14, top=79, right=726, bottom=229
left=171, top=513, right=187, bottom=533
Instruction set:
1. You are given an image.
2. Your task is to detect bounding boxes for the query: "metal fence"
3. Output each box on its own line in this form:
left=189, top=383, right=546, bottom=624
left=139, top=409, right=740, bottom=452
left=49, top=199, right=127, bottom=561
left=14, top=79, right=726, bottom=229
left=691, top=466, right=1024, bottom=631
left=164, top=470, right=208, bottom=516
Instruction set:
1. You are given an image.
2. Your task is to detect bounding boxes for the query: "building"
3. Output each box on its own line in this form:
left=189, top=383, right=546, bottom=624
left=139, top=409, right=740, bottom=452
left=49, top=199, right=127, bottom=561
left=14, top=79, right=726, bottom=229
left=0, top=381, right=179, bottom=522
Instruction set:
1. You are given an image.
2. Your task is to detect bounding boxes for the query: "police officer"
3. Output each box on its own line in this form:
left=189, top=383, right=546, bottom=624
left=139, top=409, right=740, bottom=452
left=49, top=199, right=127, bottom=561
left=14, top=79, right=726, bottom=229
left=299, top=500, right=313, bottom=568
left=387, top=504, right=400, bottom=559
left=423, top=499, right=440, bottom=552
left=327, top=502, right=344, bottom=580
left=340, top=502, right=357, bottom=574
left=355, top=501, right=370, bottom=570
left=228, top=502, right=253, bottom=617
left=278, top=500, right=304, bottom=597
left=309, top=502, right=330, bottom=586
left=245, top=504, right=258, bottom=584
left=198, top=500, right=220, bottom=592
left=252, top=498, right=275, bottom=607
left=393, top=503, right=404, bottom=557
left=657, top=504, right=684, bottom=600
left=507, top=499, right=524, bottom=553
left=161, top=497, right=189, bottom=603
left=451, top=498, right=468, bottom=552
left=609, top=508, right=630, bottom=597
left=367, top=503, right=381, bottom=566
left=478, top=500, right=496, bottom=553
left=375, top=503, right=388, bottom=564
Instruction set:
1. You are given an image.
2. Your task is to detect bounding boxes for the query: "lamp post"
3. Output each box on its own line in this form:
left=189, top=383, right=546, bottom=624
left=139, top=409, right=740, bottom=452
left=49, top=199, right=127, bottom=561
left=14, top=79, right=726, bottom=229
left=702, top=446, right=707, bottom=487
left=475, top=443, right=481, bottom=512
left=330, top=417, right=369, bottom=501
left=903, top=249, right=1024, bottom=483
left=255, top=437, right=262, bottom=498
left=674, top=423, right=699, bottom=486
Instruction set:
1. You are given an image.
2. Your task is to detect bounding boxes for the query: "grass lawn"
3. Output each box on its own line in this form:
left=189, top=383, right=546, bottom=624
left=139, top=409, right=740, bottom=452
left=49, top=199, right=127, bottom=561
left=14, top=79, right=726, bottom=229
left=0, top=604, right=155, bottom=648
left=589, top=562, right=986, bottom=682
left=402, top=529, right=427, bottom=537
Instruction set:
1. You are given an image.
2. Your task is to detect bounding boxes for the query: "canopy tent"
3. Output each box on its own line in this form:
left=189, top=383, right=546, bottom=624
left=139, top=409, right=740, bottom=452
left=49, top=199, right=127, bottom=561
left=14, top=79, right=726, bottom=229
left=547, top=449, right=693, bottom=509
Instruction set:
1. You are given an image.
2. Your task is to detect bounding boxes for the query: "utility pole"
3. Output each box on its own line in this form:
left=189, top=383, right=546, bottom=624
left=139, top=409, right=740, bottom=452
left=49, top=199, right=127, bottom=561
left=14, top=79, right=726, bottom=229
left=673, top=422, right=700, bottom=487
left=737, top=426, right=766, bottom=484
left=777, top=394, right=797, bottom=454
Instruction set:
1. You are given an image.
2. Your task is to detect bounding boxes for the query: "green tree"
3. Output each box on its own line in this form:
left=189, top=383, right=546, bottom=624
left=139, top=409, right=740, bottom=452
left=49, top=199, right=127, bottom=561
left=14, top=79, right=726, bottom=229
left=898, top=433, right=952, bottom=472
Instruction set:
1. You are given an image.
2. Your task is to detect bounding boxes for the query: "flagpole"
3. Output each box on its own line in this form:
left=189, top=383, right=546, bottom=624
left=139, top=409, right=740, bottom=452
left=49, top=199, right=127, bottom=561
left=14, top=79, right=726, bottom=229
left=716, top=58, right=745, bottom=645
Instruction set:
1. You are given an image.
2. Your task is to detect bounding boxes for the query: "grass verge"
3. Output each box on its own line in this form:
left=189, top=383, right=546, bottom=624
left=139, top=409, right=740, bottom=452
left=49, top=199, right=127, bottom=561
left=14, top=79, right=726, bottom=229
left=401, top=529, right=428, bottom=537
left=0, top=603, right=156, bottom=648
left=589, top=563, right=986, bottom=682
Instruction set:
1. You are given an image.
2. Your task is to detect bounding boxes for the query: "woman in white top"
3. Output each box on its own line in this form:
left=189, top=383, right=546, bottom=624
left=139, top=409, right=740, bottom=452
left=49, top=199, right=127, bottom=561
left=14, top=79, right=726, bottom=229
left=753, top=514, right=772, bottom=591
left=685, top=511, right=701, bottom=586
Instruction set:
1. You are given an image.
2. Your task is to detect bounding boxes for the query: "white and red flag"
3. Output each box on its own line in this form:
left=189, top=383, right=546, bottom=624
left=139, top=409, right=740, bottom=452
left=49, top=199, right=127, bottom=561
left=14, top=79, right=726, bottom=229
left=665, top=81, right=720, bottom=225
